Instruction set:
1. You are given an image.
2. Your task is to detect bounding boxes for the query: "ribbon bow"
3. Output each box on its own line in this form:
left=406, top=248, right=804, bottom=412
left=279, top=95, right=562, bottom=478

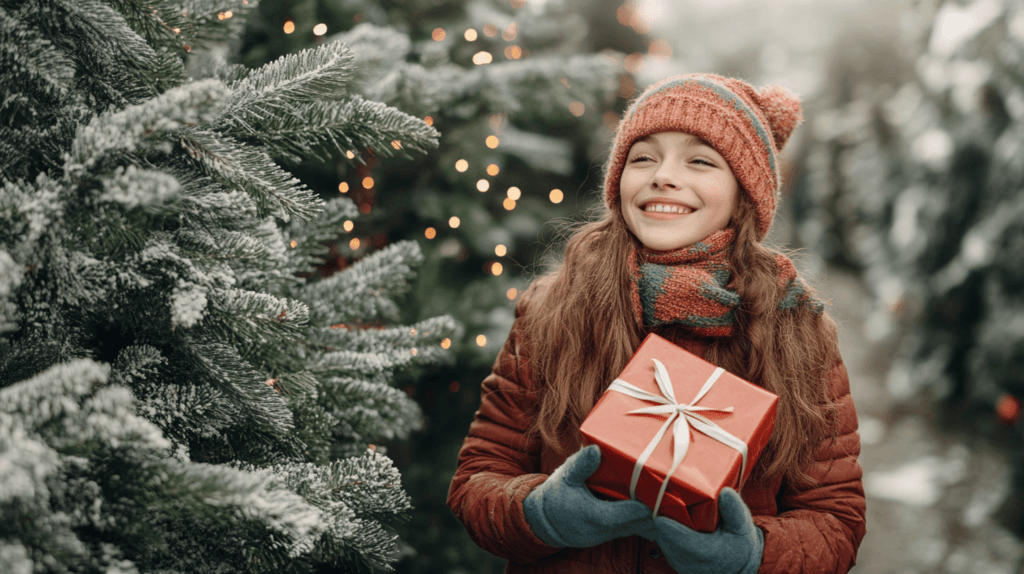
left=607, top=359, right=749, bottom=518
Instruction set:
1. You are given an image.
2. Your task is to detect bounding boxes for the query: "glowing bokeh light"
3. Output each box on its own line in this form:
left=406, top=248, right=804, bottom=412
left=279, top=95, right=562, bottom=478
left=455, top=159, right=469, bottom=172
left=485, top=135, right=499, bottom=148
left=487, top=164, right=500, bottom=176
left=283, top=21, right=295, bottom=34
left=424, top=115, right=434, bottom=126
left=441, top=338, right=452, bottom=349
left=491, top=262, right=503, bottom=276
left=313, top=23, right=327, bottom=36
left=338, top=182, right=349, bottom=193
left=503, top=198, right=516, bottom=210
left=568, top=101, right=585, bottom=117
left=473, top=51, right=494, bottom=65
left=449, top=216, right=461, bottom=228
left=507, top=287, right=518, bottom=300
left=289, top=240, right=297, bottom=248
left=346, top=150, right=355, bottom=159
left=507, top=186, right=522, bottom=200
left=476, top=334, right=487, bottom=346
left=495, top=244, right=507, bottom=257
left=362, top=176, right=374, bottom=189
left=618, top=75, right=635, bottom=99
left=549, top=189, right=564, bottom=203
left=464, top=28, right=478, bottom=41
left=432, top=28, right=446, bottom=41
left=391, top=140, right=402, bottom=149
left=349, top=237, right=360, bottom=249
left=477, top=179, right=490, bottom=192
left=425, top=227, right=437, bottom=239
left=604, top=111, right=619, bottom=130
left=343, top=220, right=354, bottom=232
left=649, top=38, right=673, bottom=61
left=483, top=24, right=499, bottom=37
left=624, top=52, right=647, bottom=74
left=502, top=23, right=518, bottom=41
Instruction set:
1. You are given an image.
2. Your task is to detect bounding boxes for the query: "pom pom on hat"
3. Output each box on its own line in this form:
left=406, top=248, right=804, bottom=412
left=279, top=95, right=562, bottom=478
left=754, top=84, right=803, bottom=151
left=603, top=74, right=803, bottom=240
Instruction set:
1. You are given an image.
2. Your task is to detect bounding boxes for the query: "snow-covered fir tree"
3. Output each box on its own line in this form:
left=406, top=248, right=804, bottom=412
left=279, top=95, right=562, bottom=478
left=795, top=0, right=1024, bottom=529
left=0, top=1, right=458, bottom=572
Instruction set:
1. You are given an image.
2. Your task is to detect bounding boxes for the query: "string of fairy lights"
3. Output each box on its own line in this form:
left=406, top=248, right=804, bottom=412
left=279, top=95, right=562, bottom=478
left=277, top=0, right=672, bottom=355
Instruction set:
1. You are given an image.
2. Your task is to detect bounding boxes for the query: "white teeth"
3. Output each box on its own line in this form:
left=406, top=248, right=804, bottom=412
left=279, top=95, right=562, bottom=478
left=645, top=204, right=691, bottom=214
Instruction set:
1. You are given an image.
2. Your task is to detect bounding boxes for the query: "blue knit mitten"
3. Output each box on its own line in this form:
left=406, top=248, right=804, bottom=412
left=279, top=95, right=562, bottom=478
left=523, top=445, right=656, bottom=548
left=651, top=487, right=764, bottom=574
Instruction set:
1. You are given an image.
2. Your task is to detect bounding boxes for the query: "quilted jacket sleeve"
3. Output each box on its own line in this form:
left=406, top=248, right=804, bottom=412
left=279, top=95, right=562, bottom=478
left=753, top=360, right=867, bottom=574
left=446, top=284, right=561, bottom=563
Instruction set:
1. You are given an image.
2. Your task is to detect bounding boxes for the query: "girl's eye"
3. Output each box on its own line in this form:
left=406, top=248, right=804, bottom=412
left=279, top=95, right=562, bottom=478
left=628, top=154, right=654, bottom=163
left=692, top=157, right=715, bottom=167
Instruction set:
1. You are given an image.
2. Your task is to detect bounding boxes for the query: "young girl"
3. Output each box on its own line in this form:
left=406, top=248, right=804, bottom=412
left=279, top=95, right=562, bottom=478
left=447, top=73, right=867, bottom=574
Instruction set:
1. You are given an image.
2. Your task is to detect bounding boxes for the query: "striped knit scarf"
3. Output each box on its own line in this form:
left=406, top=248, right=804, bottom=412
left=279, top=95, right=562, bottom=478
left=628, top=229, right=824, bottom=337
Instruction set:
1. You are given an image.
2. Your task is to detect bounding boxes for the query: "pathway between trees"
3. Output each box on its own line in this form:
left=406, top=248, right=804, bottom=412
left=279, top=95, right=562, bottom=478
left=818, top=267, right=1023, bottom=574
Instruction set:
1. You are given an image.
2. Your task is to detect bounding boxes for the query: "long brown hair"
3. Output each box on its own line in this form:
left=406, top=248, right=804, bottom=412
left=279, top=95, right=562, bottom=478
left=519, top=193, right=840, bottom=487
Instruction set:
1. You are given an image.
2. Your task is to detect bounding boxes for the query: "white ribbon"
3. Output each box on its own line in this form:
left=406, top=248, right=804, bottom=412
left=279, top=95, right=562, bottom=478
left=608, top=358, right=749, bottom=518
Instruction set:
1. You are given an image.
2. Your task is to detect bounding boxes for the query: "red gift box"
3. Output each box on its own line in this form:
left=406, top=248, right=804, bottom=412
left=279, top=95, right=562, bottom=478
left=579, top=333, right=778, bottom=533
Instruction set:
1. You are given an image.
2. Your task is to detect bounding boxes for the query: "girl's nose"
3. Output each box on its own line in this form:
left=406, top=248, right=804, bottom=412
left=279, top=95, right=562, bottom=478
left=651, top=163, right=681, bottom=190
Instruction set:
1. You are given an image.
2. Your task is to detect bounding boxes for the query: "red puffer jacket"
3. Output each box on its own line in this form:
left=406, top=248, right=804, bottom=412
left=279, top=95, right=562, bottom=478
left=447, top=285, right=867, bottom=574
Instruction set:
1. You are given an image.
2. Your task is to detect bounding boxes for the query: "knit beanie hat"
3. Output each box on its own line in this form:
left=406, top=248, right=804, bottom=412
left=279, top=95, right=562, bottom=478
left=603, top=73, right=803, bottom=240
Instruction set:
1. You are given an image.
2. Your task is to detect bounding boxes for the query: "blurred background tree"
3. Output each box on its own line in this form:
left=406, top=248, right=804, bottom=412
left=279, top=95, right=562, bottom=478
left=235, top=1, right=646, bottom=571
left=792, top=0, right=1024, bottom=535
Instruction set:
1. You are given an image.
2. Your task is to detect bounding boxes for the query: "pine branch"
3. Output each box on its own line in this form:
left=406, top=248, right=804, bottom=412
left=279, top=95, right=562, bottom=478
left=322, top=375, right=422, bottom=447
left=68, top=78, right=228, bottom=173
left=223, top=41, right=355, bottom=117
left=328, top=23, right=410, bottom=84
left=314, top=345, right=439, bottom=377
left=303, top=240, right=423, bottom=325
left=97, top=164, right=181, bottom=210
left=314, top=315, right=458, bottom=350
left=173, top=227, right=270, bottom=263
left=180, top=128, right=323, bottom=221
left=360, top=54, right=619, bottom=119
left=180, top=335, right=295, bottom=435
left=166, top=0, right=255, bottom=48
left=233, top=96, right=441, bottom=165
left=267, top=451, right=412, bottom=570
left=0, top=5, right=75, bottom=117
left=0, top=248, right=21, bottom=334
left=283, top=196, right=358, bottom=274
left=0, top=175, right=64, bottom=265
left=169, top=162, right=260, bottom=230
left=204, top=288, right=309, bottom=347
left=0, top=358, right=109, bottom=434
left=59, top=0, right=167, bottom=91
left=104, top=0, right=252, bottom=57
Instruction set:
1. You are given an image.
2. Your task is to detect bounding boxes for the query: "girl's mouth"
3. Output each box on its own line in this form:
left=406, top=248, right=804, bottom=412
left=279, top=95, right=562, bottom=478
left=643, top=203, right=694, bottom=215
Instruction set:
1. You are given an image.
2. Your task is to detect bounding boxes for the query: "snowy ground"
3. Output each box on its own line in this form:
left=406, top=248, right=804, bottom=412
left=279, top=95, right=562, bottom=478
left=816, top=267, right=1024, bottom=574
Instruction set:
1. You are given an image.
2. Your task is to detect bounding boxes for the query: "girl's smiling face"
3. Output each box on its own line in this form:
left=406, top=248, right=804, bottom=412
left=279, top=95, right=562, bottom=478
left=619, top=131, right=741, bottom=251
